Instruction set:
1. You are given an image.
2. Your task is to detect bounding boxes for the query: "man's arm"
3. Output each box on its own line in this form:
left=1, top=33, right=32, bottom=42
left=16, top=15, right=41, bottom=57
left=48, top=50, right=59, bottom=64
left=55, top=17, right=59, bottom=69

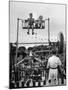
left=25, top=18, right=29, bottom=22
left=25, top=20, right=28, bottom=22
left=47, top=59, right=50, bottom=69
left=58, top=57, right=61, bottom=66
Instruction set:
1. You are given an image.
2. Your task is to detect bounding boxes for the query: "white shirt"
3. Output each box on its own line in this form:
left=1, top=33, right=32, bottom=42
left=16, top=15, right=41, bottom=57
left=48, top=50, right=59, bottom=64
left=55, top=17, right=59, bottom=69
left=47, top=55, right=61, bottom=69
left=29, top=51, right=33, bottom=56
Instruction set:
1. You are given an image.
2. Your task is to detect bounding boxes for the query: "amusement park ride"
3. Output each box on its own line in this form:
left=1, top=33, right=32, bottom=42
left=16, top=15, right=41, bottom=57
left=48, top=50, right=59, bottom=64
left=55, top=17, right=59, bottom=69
left=10, top=14, right=65, bottom=88
left=15, top=16, right=50, bottom=64
left=10, top=15, right=51, bottom=88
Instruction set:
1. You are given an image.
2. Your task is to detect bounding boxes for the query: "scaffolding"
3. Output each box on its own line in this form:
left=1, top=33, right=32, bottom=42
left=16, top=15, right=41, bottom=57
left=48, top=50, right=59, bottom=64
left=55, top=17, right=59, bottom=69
left=15, top=17, right=50, bottom=66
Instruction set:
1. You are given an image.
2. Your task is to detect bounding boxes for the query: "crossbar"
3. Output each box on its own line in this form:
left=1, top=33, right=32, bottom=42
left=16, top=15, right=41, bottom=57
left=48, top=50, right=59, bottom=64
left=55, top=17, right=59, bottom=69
left=16, top=42, right=49, bottom=44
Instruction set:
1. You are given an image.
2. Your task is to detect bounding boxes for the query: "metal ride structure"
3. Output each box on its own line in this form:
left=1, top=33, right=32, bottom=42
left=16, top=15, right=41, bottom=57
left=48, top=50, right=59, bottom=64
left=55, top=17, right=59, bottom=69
left=14, top=17, right=50, bottom=87
left=15, top=17, right=50, bottom=64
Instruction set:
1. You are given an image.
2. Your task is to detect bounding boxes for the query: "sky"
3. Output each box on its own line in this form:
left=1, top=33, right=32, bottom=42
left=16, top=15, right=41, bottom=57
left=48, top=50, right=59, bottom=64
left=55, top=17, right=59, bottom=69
left=10, top=2, right=66, bottom=48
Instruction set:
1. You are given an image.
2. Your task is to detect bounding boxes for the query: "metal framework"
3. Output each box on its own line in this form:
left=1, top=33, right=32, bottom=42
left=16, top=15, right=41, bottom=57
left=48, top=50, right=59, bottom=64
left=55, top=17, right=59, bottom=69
left=15, top=17, right=50, bottom=67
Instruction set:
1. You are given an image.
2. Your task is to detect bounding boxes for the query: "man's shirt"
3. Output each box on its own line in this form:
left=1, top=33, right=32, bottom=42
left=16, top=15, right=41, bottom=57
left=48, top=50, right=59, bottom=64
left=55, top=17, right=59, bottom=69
left=47, top=55, right=61, bottom=69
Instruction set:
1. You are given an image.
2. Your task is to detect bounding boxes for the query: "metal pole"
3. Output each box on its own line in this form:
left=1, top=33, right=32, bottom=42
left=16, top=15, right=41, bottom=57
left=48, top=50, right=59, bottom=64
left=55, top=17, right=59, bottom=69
left=48, top=18, right=50, bottom=43
left=14, top=18, right=19, bottom=82
left=14, top=18, right=19, bottom=84
left=15, top=18, right=19, bottom=66
left=48, top=18, right=50, bottom=55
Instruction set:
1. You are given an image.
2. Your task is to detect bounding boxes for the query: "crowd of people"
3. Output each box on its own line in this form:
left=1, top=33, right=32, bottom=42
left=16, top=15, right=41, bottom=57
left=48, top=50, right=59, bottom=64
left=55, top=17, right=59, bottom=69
left=9, top=43, right=66, bottom=88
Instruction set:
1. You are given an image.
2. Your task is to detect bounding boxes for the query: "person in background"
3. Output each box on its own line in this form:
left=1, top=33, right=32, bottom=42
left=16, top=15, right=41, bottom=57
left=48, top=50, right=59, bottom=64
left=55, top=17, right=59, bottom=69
left=47, top=49, right=61, bottom=85
left=29, top=50, right=33, bottom=57
left=17, top=54, right=23, bottom=63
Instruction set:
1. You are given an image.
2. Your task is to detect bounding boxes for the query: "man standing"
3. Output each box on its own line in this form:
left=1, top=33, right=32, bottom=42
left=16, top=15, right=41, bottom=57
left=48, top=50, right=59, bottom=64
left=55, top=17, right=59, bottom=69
left=47, top=50, right=61, bottom=85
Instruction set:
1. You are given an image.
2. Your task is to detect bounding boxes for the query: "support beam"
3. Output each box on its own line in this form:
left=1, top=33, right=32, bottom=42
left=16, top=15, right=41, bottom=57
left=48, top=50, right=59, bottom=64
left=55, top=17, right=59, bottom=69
left=15, top=18, right=19, bottom=67
left=48, top=18, right=50, bottom=43
left=16, top=42, right=49, bottom=45
left=48, top=18, right=50, bottom=55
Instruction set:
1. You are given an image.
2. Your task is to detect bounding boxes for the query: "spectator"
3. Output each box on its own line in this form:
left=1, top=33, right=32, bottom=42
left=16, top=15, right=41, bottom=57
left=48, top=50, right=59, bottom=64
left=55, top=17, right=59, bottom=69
left=47, top=49, right=61, bottom=85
